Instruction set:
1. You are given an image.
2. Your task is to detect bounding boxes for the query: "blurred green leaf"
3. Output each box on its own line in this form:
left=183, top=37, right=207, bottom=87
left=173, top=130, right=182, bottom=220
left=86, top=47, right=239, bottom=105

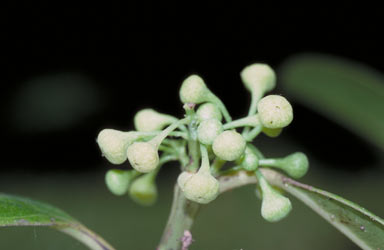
left=0, top=193, right=115, bottom=250
left=0, top=193, right=74, bottom=226
left=279, top=54, right=384, bottom=150
left=220, top=169, right=384, bottom=249
left=266, top=170, right=384, bottom=250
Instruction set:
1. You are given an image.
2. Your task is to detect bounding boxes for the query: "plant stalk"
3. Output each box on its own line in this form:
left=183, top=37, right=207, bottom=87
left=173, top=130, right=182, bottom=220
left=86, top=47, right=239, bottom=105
left=158, top=184, right=200, bottom=250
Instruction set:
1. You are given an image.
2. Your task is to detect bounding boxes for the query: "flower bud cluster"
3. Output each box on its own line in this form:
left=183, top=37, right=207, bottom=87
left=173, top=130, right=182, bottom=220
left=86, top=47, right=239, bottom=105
left=96, top=63, right=309, bottom=226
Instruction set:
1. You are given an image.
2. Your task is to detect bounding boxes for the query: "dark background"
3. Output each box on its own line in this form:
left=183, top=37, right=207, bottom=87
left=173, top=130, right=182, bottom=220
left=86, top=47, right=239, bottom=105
left=2, top=5, right=383, bottom=172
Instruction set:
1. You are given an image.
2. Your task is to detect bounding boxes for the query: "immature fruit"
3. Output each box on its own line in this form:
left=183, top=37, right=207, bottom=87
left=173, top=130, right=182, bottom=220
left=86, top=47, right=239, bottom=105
left=97, top=129, right=133, bottom=164
left=212, top=130, right=246, bottom=161
left=197, top=119, right=223, bottom=145
left=178, top=171, right=219, bottom=204
left=179, top=75, right=209, bottom=104
left=134, top=109, right=177, bottom=132
left=257, top=95, right=293, bottom=129
left=105, top=169, right=132, bottom=196
left=196, top=103, right=222, bottom=121
left=240, top=64, right=276, bottom=95
left=129, top=173, right=157, bottom=206
left=127, top=142, right=159, bottom=173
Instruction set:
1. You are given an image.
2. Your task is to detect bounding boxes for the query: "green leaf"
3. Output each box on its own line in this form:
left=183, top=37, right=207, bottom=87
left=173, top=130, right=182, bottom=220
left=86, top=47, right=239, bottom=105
left=0, top=193, right=115, bottom=250
left=219, top=169, right=384, bottom=249
left=266, top=170, right=384, bottom=250
left=279, top=54, right=384, bottom=150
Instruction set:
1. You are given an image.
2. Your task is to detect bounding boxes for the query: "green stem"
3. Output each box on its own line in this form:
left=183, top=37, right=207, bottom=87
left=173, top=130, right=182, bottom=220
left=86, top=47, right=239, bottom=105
left=199, top=144, right=210, bottom=173
left=186, top=114, right=200, bottom=172
left=169, top=131, right=189, bottom=140
left=150, top=118, right=189, bottom=148
left=168, top=140, right=190, bottom=167
left=158, top=110, right=201, bottom=249
left=247, top=144, right=265, bottom=159
left=248, top=91, right=263, bottom=117
left=244, top=125, right=263, bottom=141
left=158, top=184, right=201, bottom=250
left=259, top=158, right=279, bottom=166
left=207, top=92, right=232, bottom=123
left=242, top=91, right=263, bottom=137
left=223, top=114, right=260, bottom=130
left=254, top=169, right=272, bottom=195
left=158, top=145, right=177, bottom=154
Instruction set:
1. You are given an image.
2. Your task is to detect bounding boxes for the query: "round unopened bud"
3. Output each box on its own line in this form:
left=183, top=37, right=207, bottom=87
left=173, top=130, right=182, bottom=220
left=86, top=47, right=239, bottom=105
left=262, top=127, right=283, bottom=138
left=178, top=171, right=220, bottom=204
left=196, top=103, right=222, bottom=121
left=257, top=95, right=293, bottom=129
left=105, top=169, right=132, bottom=196
left=197, top=119, right=223, bottom=145
left=212, top=130, right=246, bottom=161
left=127, top=142, right=159, bottom=173
left=261, top=188, right=292, bottom=222
left=179, top=75, right=209, bottom=104
left=240, top=64, right=276, bottom=94
left=281, top=152, right=309, bottom=179
left=134, top=109, right=177, bottom=132
left=97, top=129, right=135, bottom=164
left=259, top=152, right=309, bottom=179
left=242, top=147, right=259, bottom=171
left=129, top=173, right=157, bottom=206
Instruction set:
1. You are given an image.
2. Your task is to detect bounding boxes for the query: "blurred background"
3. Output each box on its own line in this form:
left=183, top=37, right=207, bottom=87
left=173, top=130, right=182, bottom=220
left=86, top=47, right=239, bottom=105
left=1, top=4, right=384, bottom=250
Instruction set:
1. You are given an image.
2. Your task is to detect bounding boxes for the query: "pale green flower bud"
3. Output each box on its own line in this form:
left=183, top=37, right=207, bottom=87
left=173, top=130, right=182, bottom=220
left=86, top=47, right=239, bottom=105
left=197, top=119, right=223, bottom=145
left=257, top=95, right=293, bottom=129
left=281, top=152, right=309, bottom=178
left=261, top=187, right=292, bottom=222
left=212, top=130, right=246, bottom=161
left=196, top=103, right=222, bottom=121
left=178, top=145, right=220, bottom=204
left=179, top=75, right=232, bottom=122
left=240, top=64, right=276, bottom=95
left=134, top=108, right=177, bottom=132
left=180, top=170, right=219, bottom=204
left=241, top=146, right=259, bottom=171
left=105, top=169, right=135, bottom=196
left=97, top=129, right=138, bottom=165
left=256, top=170, right=292, bottom=222
left=179, top=75, right=210, bottom=104
left=177, top=171, right=194, bottom=188
left=127, top=142, right=159, bottom=173
left=127, top=118, right=189, bottom=173
left=259, top=152, right=309, bottom=179
left=129, top=172, right=157, bottom=206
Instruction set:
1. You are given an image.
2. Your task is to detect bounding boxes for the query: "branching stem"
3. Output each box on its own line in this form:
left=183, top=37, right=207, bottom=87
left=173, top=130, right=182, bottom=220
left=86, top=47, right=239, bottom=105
left=157, top=185, right=200, bottom=250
